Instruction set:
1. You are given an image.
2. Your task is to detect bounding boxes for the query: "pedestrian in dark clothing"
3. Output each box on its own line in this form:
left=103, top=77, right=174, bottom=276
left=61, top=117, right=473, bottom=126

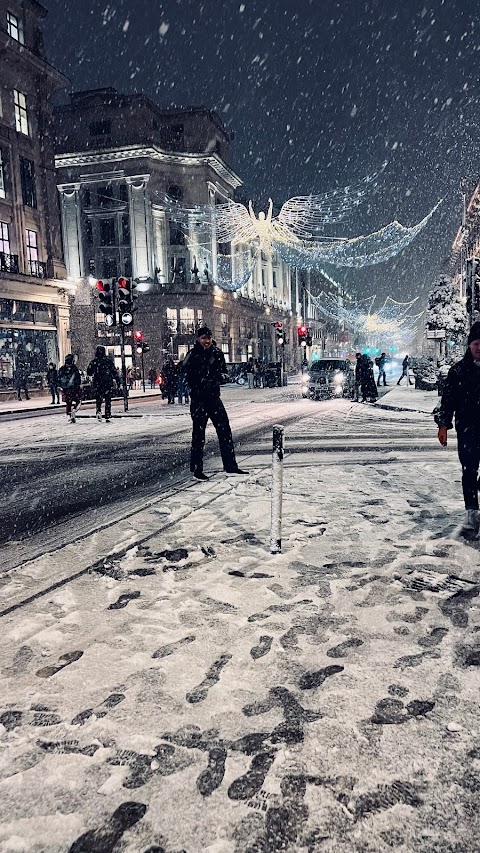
left=161, top=357, right=177, bottom=404
left=354, top=352, right=362, bottom=401
left=397, top=354, right=413, bottom=385
left=435, top=322, right=480, bottom=532
left=58, top=354, right=82, bottom=422
left=359, top=354, right=378, bottom=402
left=246, top=357, right=255, bottom=389
left=176, top=360, right=189, bottom=404
left=148, top=367, right=158, bottom=389
left=376, top=352, right=388, bottom=386
left=14, top=363, right=30, bottom=401
left=182, top=326, right=247, bottom=480
left=46, top=363, right=60, bottom=404
left=87, top=345, right=120, bottom=422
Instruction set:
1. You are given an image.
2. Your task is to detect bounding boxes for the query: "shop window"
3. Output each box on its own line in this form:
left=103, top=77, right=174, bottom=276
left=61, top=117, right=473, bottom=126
left=7, top=11, right=24, bottom=43
left=169, top=220, right=185, bottom=246
left=20, top=157, right=36, bottom=207
left=166, top=308, right=177, bottom=333
left=179, top=307, right=194, bottom=334
left=14, top=90, right=29, bottom=135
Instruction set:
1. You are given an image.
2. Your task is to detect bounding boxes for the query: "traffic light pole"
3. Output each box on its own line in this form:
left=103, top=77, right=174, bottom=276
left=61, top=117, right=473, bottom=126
left=140, top=347, right=145, bottom=393
left=119, top=322, right=129, bottom=412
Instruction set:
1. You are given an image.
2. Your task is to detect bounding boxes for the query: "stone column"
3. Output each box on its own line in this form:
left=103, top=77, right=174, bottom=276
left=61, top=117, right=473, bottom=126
left=208, top=185, right=218, bottom=281
left=56, top=302, right=71, bottom=363
left=57, top=183, right=84, bottom=279
left=152, top=207, right=168, bottom=285
left=126, top=175, right=153, bottom=282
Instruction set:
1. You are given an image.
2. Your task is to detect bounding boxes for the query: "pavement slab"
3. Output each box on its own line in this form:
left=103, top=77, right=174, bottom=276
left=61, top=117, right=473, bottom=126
left=1, top=403, right=480, bottom=852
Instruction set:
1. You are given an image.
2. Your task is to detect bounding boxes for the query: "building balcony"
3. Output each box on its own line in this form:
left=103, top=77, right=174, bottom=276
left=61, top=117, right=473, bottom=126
left=28, top=260, right=48, bottom=279
left=0, top=253, right=20, bottom=274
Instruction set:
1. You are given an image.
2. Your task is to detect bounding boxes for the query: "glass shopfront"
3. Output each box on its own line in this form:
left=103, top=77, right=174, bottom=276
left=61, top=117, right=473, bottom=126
left=0, top=299, right=59, bottom=389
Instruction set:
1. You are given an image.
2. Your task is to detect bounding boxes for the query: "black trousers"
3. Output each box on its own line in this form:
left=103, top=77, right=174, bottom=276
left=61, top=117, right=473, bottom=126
left=190, top=395, right=237, bottom=473
left=457, top=428, right=480, bottom=509
left=96, top=390, right=112, bottom=419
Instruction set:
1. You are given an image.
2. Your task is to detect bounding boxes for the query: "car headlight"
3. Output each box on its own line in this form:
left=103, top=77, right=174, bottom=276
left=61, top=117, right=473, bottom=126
left=334, top=371, right=344, bottom=383
left=334, top=385, right=343, bottom=395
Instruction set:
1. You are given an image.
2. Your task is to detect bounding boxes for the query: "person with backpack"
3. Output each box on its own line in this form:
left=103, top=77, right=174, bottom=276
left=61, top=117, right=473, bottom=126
left=87, top=345, right=120, bottom=423
left=58, top=354, right=82, bottom=423
left=376, top=352, right=388, bottom=387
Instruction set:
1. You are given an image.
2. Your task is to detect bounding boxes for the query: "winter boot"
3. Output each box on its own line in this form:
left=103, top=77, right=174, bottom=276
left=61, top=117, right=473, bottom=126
left=96, top=411, right=102, bottom=422
left=463, top=509, right=479, bottom=532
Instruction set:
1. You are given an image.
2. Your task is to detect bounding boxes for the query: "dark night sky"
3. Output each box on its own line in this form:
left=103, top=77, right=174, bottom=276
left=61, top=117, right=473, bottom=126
left=44, top=0, right=480, bottom=306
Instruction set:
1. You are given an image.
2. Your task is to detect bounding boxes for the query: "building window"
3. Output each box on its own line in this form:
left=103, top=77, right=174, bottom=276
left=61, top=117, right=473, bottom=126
left=179, top=307, right=195, bottom=334
left=83, top=188, right=91, bottom=207
left=13, top=90, right=29, bottom=135
left=221, top=342, right=230, bottom=362
left=20, top=157, right=36, bottom=207
left=7, top=11, right=24, bottom=43
left=85, top=219, right=93, bottom=245
left=169, top=219, right=185, bottom=246
left=196, top=309, right=203, bottom=327
left=167, top=184, right=183, bottom=201
left=272, top=270, right=277, bottom=288
left=99, top=218, right=116, bottom=246
left=102, top=256, right=117, bottom=278
left=0, top=151, right=5, bottom=198
left=121, top=214, right=130, bottom=245
left=166, top=307, right=177, bottom=333
left=0, top=221, right=10, bottom=254
left=97, top=185, right=114, bottom=207
left=89, top=120, right=111, bottom=136
left=26, top=228, right=38, bottom=273
left=88, top=258, right=96, bottom=275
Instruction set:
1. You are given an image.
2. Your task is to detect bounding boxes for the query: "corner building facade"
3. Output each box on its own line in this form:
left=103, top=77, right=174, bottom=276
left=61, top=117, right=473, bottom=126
left=54, top=88, right=300, bottom=373
left=0, top=0, right=70, bottom=393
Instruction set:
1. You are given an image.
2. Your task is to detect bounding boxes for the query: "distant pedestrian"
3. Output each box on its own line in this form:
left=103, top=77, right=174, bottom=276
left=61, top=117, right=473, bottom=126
left=397, top=354, right=413, bottom=385
left=376, top=352, right=388, bottom=386
left=161, top=356, right=177, bottom=404
left=182, top=326, right=247, bottom=480
left=14, top=363, right=30, bottom=401
left=148, top=367, right=158, bottom=389
left=176, top=360, right=189, bottom=404
left=256, top=360, right=265, bottom=388
left=127, top=365, right=136, bottom=391
left=58, top=354, right=82, bottom=423
left=246, top=357, right=255, bottom=389
left=46, top=362, right=60, bottom=403
left=87, top=345, right=120, bottom=423
left=359, top=354, right=378, bottom=402
left=354, top=352, right=362, bottom=401
left=435, top=322, right=480, bottom=533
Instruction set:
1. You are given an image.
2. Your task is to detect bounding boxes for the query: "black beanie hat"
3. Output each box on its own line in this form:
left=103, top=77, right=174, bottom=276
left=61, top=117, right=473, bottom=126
left=196, top=325, right=212, bottom=338
left=468, top=322, right=480, bottom=344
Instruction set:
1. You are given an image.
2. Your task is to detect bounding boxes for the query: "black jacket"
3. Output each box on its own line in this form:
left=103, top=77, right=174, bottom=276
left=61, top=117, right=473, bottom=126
left=182, top=342, right=228, bottom=399
left=58, top=363, right=81, bottom=391
left=435, top=349, right=480, bottom=431
left=87, top=355, right=120, bottom=392
left=46, top=367, right=58, bottom=385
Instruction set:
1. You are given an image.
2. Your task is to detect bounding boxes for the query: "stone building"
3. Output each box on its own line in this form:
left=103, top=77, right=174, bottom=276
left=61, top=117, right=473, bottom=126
left=0, top=0, right=71, bottom=393
left=54, top=88, right=300, bottom=375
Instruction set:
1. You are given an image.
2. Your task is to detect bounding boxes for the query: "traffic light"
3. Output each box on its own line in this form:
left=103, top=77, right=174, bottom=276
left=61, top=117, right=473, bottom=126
left=97, top=280, right=115, bottom=325
left=275, top=322, right=284, bottom=346
left=298, top=324, right=307, bottom=346
left=117, top=278, right=138, bottom=325
left=305, top=330, right=313, bottom=347
left=134, top=329, right=150, bottom=354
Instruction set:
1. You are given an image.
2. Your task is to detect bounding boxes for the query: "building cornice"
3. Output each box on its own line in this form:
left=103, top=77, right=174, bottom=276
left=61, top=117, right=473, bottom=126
left=55, top=145, right=243, bottom=189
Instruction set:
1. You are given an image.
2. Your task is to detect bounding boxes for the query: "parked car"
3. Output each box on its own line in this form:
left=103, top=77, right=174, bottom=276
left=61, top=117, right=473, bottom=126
left=302, top=358, right=355, bottom=400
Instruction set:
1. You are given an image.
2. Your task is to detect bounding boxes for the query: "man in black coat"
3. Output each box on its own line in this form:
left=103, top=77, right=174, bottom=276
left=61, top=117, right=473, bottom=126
left=435, top=321, right=480, bottom=531
left=182, top=326, right=247, bottom=480
left=87, top=345, right=120, bottom=423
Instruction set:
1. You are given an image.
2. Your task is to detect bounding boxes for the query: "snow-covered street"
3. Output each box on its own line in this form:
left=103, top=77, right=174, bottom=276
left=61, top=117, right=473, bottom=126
left=1, top=389, right=479, bottom=852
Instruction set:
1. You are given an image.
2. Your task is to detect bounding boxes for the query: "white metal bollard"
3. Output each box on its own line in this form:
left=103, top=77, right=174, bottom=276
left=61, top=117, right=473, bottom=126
left=270, top=424, right=284, bottom=553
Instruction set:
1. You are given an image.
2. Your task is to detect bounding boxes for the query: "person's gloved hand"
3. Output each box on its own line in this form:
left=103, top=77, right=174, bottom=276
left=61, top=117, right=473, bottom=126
left=437, top=426, right=448, bottom=447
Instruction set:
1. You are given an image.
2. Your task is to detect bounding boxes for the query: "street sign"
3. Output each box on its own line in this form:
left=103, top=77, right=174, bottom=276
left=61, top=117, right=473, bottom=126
left=121, top=312, right=133, bottom=326
left=426, top=329, right=445, bottom=339
left=104, top=314, right=115, bottom=327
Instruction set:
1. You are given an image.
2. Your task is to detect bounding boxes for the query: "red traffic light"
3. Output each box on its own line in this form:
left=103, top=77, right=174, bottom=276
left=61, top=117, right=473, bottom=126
left=96, top=280, right=105, bottom=292
left=134, top=330, right=144, bottom=341
left=298, top=325, right=307, bottom=334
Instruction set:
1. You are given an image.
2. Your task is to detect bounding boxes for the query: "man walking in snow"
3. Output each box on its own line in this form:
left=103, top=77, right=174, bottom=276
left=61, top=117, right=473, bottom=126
left=397, top=354, right=413, bottom=385
left=58, top=354, right=82, bottom=423
left=87, top=346, right=120, bottom=423
left=182, top=326, right=247, bottom=480
left=376, top=352, right=388, bottom=386
left=435, top=322, right=480, bottom=533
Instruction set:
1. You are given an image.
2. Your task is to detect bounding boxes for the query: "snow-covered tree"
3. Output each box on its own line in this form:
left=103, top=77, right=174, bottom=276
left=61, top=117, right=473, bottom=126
left=425, top=275, right=466, bottom=344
